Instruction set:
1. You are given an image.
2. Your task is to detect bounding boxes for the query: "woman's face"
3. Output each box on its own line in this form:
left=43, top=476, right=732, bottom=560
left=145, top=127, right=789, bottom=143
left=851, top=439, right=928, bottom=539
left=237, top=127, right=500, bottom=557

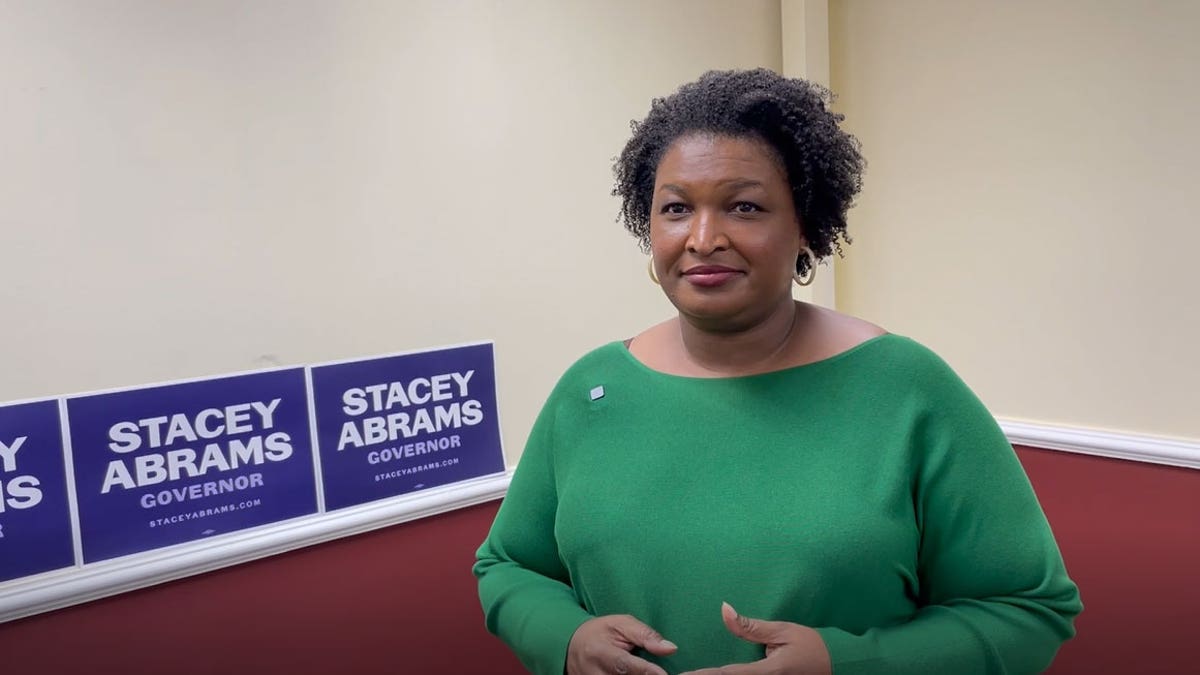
left=649, top=133, right=802, bottom=330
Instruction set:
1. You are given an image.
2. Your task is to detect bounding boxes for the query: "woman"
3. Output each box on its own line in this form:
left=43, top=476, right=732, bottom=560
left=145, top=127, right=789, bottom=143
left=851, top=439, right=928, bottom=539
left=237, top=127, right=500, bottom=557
left=474, top=69, right=1081, bottom=675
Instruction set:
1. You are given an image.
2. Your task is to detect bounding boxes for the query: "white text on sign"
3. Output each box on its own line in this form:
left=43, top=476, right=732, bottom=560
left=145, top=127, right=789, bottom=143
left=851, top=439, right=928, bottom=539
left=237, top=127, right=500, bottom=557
left=337, top=371, right=483, bottom=451
left=0, top=435, right=43, bottom=512
left=101, top=399, right=292, bottom=493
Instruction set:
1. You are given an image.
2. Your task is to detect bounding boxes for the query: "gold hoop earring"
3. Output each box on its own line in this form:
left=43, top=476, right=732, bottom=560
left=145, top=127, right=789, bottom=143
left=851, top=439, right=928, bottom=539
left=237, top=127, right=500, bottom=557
left=794, top=246, right=817, bottom=287
left=647, top=257, right=660, bottom=285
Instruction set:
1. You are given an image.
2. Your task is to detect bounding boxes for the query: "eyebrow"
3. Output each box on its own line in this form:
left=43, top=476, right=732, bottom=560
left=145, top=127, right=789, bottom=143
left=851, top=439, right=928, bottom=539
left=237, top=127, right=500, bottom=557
left=657, top=179, right=766, bottom=194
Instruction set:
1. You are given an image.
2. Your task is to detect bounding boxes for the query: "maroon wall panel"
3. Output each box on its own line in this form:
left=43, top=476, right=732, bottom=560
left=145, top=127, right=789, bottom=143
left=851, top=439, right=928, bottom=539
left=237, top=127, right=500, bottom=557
left=1017, top=446, right=1200, bottom=674
left=0, top=501, right=525, bottom=675
left=2, top=447, right=1197, bottom=674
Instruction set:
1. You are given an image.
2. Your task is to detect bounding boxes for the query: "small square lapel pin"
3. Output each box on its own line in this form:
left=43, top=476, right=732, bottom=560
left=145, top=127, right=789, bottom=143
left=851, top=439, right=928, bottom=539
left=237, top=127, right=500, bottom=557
left=589, top=385, right=605, bottom=401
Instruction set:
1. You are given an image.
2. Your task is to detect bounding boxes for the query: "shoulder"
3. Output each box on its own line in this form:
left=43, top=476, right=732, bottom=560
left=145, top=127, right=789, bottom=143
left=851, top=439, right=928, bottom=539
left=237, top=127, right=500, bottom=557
left=809, top=304, right=886, bottom=340
left=866, top=335, right=997, bottom=430
left=850, top=330, right=966, bottom=391
left=879, top=336, right=964, bottom=385
left=625, top=317, right=676, bottom=354
left=803, top=310, right=973, bottom=400
left=801, top=304, right=887, bottom=361
left=546, top=341, right=633, bottom=398
left=561, top=340, right=628, bottom=375
left=803, top=304, right=947, bottom=369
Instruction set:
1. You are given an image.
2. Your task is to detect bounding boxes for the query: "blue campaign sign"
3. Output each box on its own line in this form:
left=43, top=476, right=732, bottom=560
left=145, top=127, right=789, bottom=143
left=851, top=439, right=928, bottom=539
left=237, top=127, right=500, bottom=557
left=66, top=369, right=318, bottom=563
left=310, top=342, right=506, bottom=511
left=0, top=399, right=76, bottom=583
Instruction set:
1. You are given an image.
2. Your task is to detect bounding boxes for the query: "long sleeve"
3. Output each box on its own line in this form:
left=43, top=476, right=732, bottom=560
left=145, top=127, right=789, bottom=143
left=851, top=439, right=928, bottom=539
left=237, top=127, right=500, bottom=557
left=815, top=355, right=1082, bottom=674
left=474, top=388, right=592, bottom=675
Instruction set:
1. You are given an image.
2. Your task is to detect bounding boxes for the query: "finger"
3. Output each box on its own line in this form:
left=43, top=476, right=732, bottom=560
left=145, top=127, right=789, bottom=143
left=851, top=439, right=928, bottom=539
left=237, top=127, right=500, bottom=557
left=600, top=648, right=670, bottom=675
left=608, top=614, right=678, bottom=656
left=720, top=602, right=792, bottom=646
left=678, top=664, right=762, bottom=675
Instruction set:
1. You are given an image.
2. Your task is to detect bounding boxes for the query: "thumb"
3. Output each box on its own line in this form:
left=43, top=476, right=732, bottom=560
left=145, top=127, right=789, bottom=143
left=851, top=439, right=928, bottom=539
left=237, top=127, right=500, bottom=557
left=721, top=602, right=789, bottom=646
left=609, top=614, right=678, bottom=656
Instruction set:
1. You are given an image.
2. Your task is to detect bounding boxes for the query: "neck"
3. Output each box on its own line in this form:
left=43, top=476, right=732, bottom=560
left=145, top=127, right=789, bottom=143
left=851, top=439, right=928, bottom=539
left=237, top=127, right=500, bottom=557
left=677, top=298, right=801, bottom=376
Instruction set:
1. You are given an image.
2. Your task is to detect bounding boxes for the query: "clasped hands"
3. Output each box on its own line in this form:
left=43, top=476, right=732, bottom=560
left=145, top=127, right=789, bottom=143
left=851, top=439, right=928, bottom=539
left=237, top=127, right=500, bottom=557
left=566, top=602, right=832, bottom=675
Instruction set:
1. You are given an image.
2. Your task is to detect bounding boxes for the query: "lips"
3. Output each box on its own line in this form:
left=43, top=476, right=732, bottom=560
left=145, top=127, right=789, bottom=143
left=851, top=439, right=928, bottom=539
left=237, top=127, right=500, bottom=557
left=682, top=265, right=742, bottom=288
left=683, top=265, right=739, bottom=275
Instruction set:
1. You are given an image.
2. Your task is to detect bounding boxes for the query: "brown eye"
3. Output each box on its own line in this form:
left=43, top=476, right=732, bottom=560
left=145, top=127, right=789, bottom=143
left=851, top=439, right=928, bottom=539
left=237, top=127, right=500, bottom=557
left=732, top=202, right=762, bottom=213
left=661, top=202, right=690, bottom=215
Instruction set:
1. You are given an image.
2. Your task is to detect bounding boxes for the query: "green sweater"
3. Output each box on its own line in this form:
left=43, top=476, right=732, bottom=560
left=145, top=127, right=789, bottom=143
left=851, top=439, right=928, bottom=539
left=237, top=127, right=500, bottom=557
left=474, top=335, right=1081, bottom=674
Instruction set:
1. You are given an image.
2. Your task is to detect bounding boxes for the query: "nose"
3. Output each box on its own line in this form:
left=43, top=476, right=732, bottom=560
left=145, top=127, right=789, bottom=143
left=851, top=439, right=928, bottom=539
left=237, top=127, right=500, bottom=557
left=685, top=207, right=729, bottom=256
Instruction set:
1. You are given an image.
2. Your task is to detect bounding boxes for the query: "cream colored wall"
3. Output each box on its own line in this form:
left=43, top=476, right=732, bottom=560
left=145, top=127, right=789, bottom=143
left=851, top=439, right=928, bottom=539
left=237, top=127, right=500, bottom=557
left=0, top=0, right=782, bottom=464
left=781, top=0, right=836, bottom=308
left=829, top=0, right=1200, bottom=440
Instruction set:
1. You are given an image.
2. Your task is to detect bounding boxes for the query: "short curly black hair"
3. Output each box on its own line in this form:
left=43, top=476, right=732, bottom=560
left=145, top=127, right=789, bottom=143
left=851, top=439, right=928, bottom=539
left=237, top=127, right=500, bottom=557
left=612, top=68, right=865, bottom=277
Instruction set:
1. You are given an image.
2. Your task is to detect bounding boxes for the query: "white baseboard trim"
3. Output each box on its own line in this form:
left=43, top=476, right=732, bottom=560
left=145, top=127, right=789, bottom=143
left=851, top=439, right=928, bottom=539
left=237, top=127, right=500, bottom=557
left=0, top=471, right=512, bottom=624
left=999, top=418, right=1200, bottom=470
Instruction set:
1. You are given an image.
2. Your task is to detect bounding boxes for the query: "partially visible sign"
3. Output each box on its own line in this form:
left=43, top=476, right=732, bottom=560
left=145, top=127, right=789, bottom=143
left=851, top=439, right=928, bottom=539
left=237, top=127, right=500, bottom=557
left=0, top=400, right=76, bottom=582
left=310, top=343, right=505, bottom=511
left=66, top=369, right=318, bottom=563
